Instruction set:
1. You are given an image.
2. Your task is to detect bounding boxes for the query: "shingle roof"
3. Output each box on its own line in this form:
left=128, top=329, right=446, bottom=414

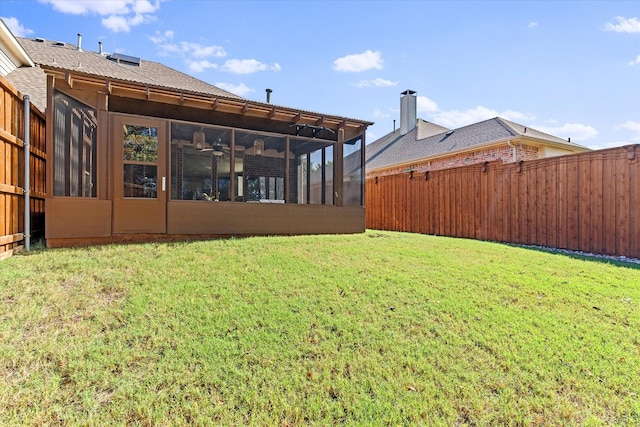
left=5, top=37, right=240, bottom=111
left=366, top=117, right=587, bottom=171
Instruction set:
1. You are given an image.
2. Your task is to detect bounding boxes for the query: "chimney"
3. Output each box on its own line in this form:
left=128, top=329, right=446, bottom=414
left=266, top=88, right=272, bottom=104
left=77, top=33, right=82, bottom=51
left=98, top=41, right=103, bottom=55
left=400, top=90, right=417, bottom=135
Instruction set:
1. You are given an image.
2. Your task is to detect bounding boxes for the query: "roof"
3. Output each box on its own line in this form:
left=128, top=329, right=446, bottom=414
left=5, top=37, right=238, bottom=111
left=5, top=36, right=373, bottom=132
left=366, top=116, right=587, bottom=171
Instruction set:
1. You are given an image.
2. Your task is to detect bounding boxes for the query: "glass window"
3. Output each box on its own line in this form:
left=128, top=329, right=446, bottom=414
left=343, top=137, right=363, bottom=206
left=122, top=125, right=158, bottom=198
left=53, top=91, right=97, bottom=197
left=170, top=123, right=231, bottom=200
left=293, top=139, right=334, bottom=205
left=237, top=131, right=287, bottom=202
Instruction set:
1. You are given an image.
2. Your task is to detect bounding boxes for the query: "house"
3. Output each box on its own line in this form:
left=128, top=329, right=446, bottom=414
left=0, top=19, right=33, bottom=76
left=366, top=90, right=589, bottom=178
left=4, top=31, right=372, bottom=247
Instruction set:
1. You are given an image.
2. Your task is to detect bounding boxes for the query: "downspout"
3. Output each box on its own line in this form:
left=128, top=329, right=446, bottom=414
left=23, top=95, right=31, bottom=251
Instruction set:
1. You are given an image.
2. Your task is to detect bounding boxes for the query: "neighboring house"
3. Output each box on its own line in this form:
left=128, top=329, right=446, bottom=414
left=3, top=31, right=372, bottom=247
left=0, top=19, right=34, bottom=76
left=366, top=90, right=590, bottom=178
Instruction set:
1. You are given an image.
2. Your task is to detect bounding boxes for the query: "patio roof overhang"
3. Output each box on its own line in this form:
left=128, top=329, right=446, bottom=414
left=41, top=65, right=373, bottom=139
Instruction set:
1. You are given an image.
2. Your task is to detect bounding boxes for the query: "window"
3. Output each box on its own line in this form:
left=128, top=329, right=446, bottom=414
left=170, top=123, right=231, bottom=200
left=122, top=125, right=158, bottom=198
left=295, top=139, right=334, bottom=205
left=53, top=91, right=97, bottom=197
left=236, top=131, right=287, bottom=202
left=343, top=136, right=363, bottom=206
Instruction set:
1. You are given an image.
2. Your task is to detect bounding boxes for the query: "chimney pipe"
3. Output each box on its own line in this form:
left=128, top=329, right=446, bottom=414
left=400, top=89, right=417, bottom=136
left=77, top=33, right=82, bottom=51
left=393, top=119, right=396, bottom=132
left=266, top=88, right=272, bottom=104
left=98, top=41, right=103, bottom=55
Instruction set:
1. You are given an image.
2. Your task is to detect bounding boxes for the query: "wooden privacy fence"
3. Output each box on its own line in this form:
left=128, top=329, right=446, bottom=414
left=1, top=75, right=46, bottom=259
left=366, top=145, right=640, bottom=259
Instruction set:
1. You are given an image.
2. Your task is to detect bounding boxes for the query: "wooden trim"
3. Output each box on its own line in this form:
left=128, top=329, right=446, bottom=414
left=0, top=128, right=23, bottom=147
left=0, top=183, right=24, bottom=195
left=0, top=233, right=24, bottom=246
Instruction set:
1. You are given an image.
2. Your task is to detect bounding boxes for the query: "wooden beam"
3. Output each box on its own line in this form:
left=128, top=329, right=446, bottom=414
left=105, top=79, right=112, bottom=94
left=293, top=112, right=302, bottom=123
left=0, top=233, right=24, bottom=246
left=65, top=71, right=73, bottom=88
left=269, top=106, right=277, bottom=118
left=0, top=183, right=24, bottom=196
left=242, top=103, right=249, bottom=115
left=0, top=128, right=23, bottom=147
left=316, top=116, right=325, bottom=126
left=212, top=98, right=219, bottom=111
left=146, top=86, right=151, bottom=100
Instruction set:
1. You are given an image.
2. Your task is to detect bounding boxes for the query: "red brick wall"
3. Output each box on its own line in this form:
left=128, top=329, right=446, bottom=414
left=367, top=143, right=540, bottom=178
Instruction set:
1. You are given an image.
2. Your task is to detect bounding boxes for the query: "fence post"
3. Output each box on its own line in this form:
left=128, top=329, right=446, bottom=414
left=24, top=95, right=31, bottom=251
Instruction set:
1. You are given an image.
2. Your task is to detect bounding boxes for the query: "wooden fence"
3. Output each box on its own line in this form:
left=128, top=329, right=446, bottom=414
left=366, top=145, right=640, bottom=259
left=1, top=75, right=46, bottom=259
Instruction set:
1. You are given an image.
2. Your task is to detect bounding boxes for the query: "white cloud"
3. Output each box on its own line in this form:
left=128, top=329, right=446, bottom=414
left=333, top=50, right=383, bottom=72
left=372, top=108, right=391, bottom=119
left=355, top=78, right=397, bottom=88
left=1, top=16, right=34, bottom=37
left=417, top=96, right=439, bottom=113
left=528, top=22, right=539, bottom=28
left=214, top=82, right=253, bottom=97
left=101, top=15, right=131, bottom=32
left=604, top=16, right=640, bottom=33
left=629, top=55, right=640, bottom=66
left=221, top=59, right=280, bottom=74
left=149, top=30, right=173, bottom=44
left=187, top=60, right=217, bottom=73
left=432, top=106, right=533, bottom=128
left=39, top=0, right=160, bottom=32
left=535, top=123, right=598, bottom=142
left=180, top=42, right=226, bottom=58
left=153, top=39, right=226, bottom=60
left=616, top=120, right=640, bottom=141
left=38, top=0, right=132, bottom=15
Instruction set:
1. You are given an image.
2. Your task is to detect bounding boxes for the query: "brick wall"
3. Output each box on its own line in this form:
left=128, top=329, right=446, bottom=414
left=244, top=154, right=298, bottom=202
left=367, top=143, right=541, bottom=178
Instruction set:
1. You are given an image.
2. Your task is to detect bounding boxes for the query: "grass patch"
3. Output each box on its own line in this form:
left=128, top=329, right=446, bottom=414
left=1, top=231, right=639, bottom=425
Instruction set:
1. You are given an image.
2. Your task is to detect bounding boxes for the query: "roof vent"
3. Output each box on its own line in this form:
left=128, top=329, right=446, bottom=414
left=107, top=52, right=141, bottom=66
left=54, top=41, right=65, bottom=46
left=34, top=37, right=45, bottom=43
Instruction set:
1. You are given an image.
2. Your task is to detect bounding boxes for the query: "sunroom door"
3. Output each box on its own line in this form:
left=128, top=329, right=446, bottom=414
left=113, top=115, right=167, bottom=234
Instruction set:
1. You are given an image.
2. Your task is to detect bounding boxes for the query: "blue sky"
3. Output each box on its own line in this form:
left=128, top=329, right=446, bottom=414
left=2, top=0, right=639, bottom=149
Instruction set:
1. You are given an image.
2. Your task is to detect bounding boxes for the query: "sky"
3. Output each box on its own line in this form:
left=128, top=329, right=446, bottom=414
left=1, top=0, right=639, bottom=149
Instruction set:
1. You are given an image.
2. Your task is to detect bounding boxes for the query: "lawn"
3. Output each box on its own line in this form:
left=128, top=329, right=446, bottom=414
left=1, top=231, right=639, bottom=426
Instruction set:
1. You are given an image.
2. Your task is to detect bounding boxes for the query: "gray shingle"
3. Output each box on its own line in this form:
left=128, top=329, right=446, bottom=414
left=7, top=37, right=240, bottom=108
left=366, top=117, right=587, bottom=171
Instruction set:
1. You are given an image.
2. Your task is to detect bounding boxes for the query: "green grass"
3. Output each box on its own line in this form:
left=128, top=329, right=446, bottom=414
left=1, top=231, right=639, bottom=426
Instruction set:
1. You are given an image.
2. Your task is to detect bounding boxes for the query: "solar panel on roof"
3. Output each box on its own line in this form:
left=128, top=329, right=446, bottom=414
left=107, top=52, right=141, bottom=66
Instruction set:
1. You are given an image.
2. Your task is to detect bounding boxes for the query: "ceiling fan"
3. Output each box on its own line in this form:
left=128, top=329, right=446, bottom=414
left=200, top=138, right=228, bottom=157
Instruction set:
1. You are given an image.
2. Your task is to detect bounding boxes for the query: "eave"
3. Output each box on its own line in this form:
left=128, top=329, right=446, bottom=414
left=367, top=135, right=590, bottom=174
left=41, top=65, right=373, bottom=135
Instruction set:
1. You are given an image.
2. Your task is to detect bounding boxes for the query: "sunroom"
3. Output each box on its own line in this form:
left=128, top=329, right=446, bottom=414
left=43, top=66, right=370, bottom=247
